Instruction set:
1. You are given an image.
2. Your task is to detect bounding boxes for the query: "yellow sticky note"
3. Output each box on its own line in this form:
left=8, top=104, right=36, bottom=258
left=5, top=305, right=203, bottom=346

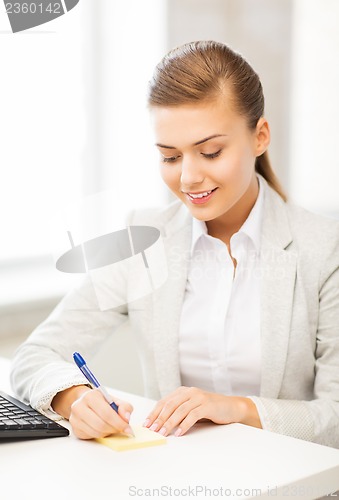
left=95, top=425, right=167, bottom=451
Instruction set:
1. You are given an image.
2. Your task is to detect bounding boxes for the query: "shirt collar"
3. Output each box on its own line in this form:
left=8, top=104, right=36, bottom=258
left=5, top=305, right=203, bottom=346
left=190, top=173, right=265, bottom=255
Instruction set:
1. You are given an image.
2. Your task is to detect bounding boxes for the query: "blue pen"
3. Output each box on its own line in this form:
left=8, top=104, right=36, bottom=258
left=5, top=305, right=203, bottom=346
left=73, top=352, right=134, bottom=437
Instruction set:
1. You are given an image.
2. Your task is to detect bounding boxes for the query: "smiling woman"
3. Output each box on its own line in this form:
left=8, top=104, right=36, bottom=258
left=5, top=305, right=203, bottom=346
left=151, top=102, right=268, bottom=246
left=10, top=40, right=339, bottom=448
left=148, top=41, right=286, bottom=195
left=148, top=41, right=284, bottom=248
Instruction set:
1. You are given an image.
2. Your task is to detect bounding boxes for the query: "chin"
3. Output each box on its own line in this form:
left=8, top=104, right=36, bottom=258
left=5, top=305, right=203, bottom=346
left=188, top=207, right=217, bottom=221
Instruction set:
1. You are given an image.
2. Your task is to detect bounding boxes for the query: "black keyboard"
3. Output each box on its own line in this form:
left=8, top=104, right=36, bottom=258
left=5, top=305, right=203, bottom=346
left=0, top=391, right=69, bottom=439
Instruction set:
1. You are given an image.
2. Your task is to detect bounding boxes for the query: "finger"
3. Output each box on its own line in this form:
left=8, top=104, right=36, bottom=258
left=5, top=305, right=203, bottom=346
left=107, top=395, right=134, bottom=422
left=144, top=389, right=191, bottom=432
left=142, top=391, right=183, bottom=428
left=70, top=407, right=115, bottom=439
left=70, top=399, right=120, bottom=439
left=156, top=400, right=201, bottom=436
left=72, top=390, right=132, bottom=436
left=87, top=391, right=133, bottom=433
left=142, top=401, right=162, bottom=428
left=142, top=400, right=165, bottom=429
left=172, top=406, right=204, bottom=437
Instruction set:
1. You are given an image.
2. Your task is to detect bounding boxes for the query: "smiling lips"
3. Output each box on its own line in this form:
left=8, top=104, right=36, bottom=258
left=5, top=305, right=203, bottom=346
left=184, top=187, right=218, bottom=204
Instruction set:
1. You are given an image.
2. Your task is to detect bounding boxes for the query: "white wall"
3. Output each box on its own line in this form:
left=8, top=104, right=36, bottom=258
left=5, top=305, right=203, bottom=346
left=289, top=0, right=339, bottom=215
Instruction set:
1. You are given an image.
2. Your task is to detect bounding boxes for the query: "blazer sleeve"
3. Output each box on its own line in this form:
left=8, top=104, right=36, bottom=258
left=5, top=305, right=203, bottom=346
left=10, top=211, right=136, bottom=419
left=249, top=237, right=339, bottom=448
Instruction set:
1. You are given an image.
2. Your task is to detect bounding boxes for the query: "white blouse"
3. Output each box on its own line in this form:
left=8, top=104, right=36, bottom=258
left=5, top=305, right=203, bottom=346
left=179, top=174, right=265, bottom=397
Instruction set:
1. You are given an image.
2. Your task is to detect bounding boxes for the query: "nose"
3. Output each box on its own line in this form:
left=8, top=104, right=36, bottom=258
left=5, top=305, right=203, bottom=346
left=180, top=155, right=205, bottom=188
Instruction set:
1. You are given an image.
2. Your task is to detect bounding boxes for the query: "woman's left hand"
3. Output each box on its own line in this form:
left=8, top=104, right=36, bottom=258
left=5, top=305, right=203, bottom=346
left=142, top=386, right=261, bottom=437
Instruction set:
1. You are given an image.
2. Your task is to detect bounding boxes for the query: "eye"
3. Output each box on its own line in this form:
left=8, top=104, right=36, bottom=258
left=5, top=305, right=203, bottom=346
left=202, top=149, right=222, bottom=159
left=161, top=155, right=180, bottom=163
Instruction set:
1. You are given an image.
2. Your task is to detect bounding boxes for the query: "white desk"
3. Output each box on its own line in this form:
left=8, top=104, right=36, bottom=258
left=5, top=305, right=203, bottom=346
left=1, top=357, right=339, bottom=500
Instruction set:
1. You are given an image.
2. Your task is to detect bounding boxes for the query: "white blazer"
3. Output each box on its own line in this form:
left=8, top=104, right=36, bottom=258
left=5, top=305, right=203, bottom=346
left=10, top=175, right=339, bottom=448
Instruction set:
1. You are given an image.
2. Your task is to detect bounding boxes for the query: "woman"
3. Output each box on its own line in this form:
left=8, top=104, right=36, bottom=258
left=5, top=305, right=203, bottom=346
left=10, top=41, right=339, bottom=446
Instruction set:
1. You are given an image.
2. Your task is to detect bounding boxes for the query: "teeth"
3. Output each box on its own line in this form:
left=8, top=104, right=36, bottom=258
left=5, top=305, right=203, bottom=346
left=189, top=190, right=212, bottom=199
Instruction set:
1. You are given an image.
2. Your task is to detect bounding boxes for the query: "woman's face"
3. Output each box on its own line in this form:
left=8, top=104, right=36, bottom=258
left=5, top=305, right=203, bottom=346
left=151, top=98, right=269, bottom=230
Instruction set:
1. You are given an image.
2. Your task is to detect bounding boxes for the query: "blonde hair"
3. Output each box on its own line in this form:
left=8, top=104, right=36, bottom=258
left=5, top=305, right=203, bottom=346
left=148, top=40, right=287, bottom=202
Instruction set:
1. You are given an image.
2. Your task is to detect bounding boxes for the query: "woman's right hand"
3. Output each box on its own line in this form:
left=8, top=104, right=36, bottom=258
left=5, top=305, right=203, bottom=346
left=52, top=385, right=134, bottom=440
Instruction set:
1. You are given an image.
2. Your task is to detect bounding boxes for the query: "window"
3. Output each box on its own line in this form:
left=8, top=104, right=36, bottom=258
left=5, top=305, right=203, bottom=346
left=0, top=0, right=167, bottom=303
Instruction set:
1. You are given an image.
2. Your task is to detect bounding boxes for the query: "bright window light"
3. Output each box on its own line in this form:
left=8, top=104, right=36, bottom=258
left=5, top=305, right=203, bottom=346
left=0, top=0, right=167, bottom=267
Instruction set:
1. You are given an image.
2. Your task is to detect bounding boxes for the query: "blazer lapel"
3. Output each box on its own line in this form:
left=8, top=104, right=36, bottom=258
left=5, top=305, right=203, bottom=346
left=259, top=182, right=297, bottom=398
left=150, top=178, right=297, bottom=400
left=152, top=204, right=192, bottom=397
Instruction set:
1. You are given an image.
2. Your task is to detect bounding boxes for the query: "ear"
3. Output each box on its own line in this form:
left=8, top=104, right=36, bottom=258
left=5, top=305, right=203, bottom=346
left=254, top=117, right=270, bottom=156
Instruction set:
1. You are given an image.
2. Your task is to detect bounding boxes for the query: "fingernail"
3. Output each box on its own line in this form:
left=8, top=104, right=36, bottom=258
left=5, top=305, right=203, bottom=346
left=143, top=419, right=150, bottom=427
left=125, top=412, right=131, bottom=422
left=158, top=427, right=167, bottom=436
left=174, top=428, right=182, bottom=437
left=150, top=423, right=158, bottom=432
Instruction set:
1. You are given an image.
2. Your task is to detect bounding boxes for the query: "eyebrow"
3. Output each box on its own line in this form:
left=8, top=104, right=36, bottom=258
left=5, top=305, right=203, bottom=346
left=156, top=134, right=227, bottom=149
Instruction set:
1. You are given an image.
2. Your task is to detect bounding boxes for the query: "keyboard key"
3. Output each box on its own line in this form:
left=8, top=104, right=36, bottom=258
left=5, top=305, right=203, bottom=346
left=13, top=419, right=34, bottom=428
left=27, top=419, right=46, bottom=428
left=1, top=420, right=19, bottom=428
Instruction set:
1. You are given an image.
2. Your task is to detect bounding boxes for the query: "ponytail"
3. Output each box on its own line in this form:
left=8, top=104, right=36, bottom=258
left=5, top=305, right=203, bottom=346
left=255, top=151, right=287, bottom=202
